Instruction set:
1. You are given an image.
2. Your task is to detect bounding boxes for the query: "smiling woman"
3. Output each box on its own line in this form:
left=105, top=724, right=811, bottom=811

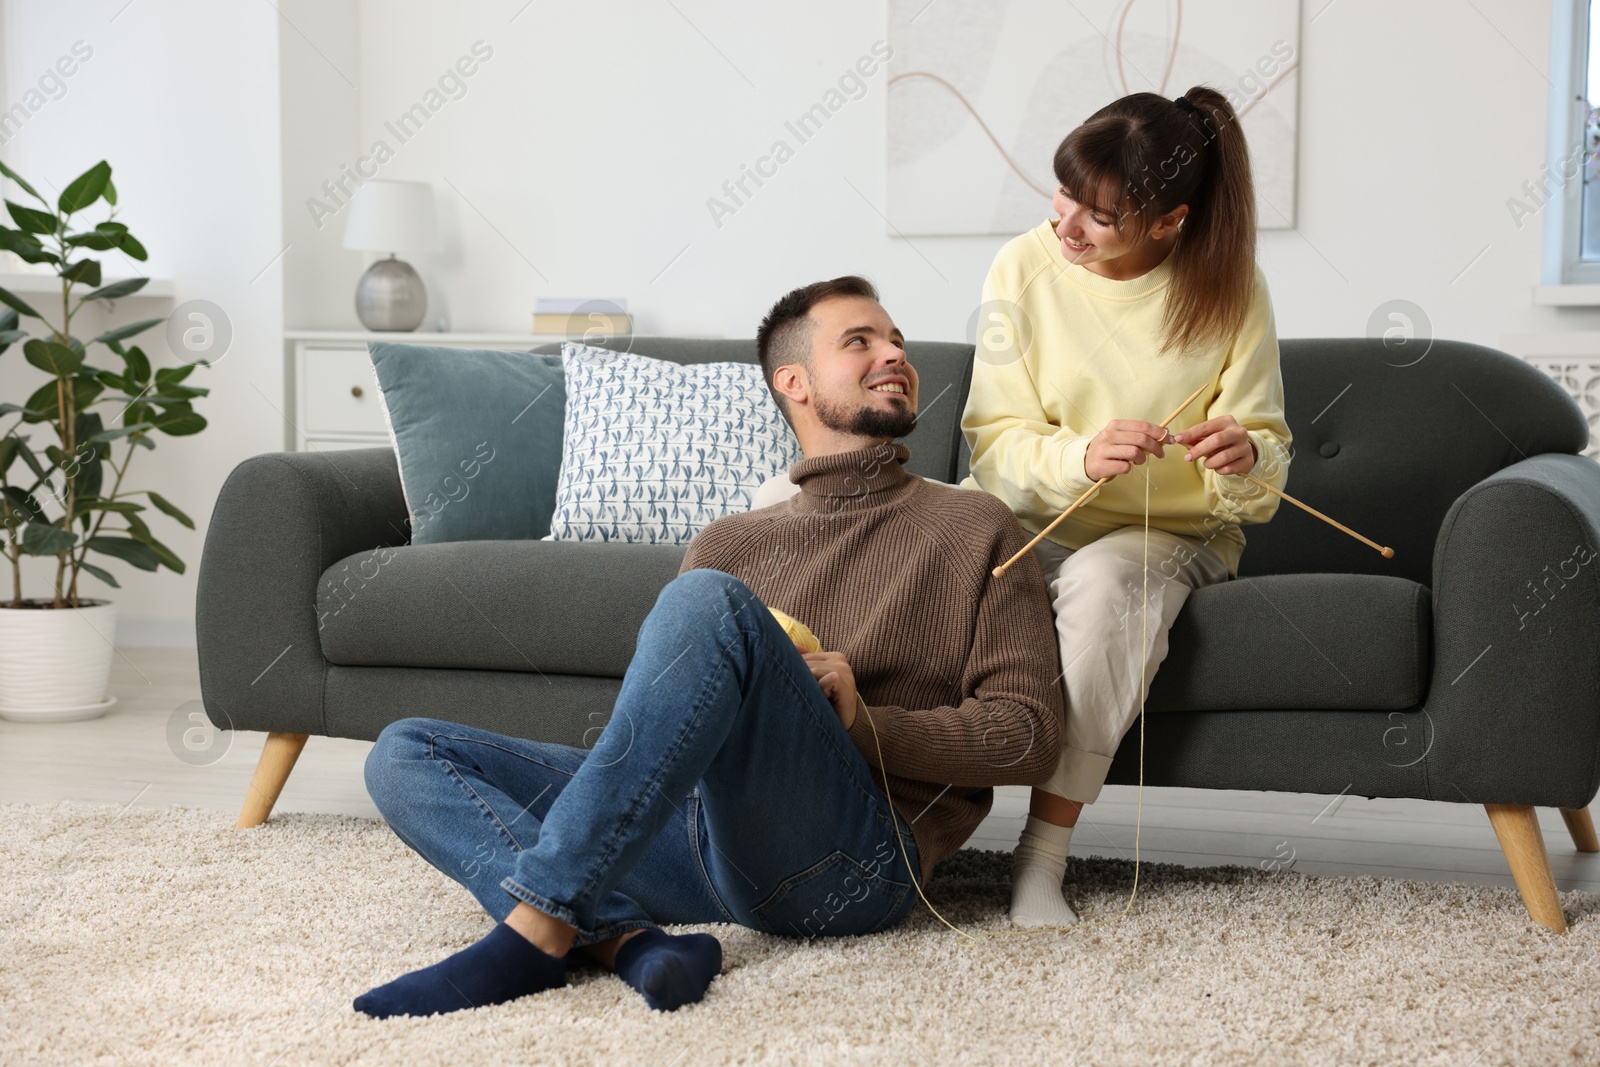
left=960, top=85, right=1293, bottom=930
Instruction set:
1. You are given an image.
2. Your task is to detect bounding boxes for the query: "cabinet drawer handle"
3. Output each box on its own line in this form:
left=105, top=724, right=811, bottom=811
left=351, top=385, right=363, bottom=398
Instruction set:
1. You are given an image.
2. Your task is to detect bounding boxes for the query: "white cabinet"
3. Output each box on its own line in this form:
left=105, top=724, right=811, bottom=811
left=284, top=331, right=565, bottom=453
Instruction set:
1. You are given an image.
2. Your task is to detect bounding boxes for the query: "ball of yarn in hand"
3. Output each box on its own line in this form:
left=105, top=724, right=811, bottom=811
left=768, top=607, right=822, bottom=653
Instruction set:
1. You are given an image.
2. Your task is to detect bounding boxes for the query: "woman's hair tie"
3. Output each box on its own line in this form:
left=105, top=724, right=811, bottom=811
left=1174, top=95, right=1196, bottom=113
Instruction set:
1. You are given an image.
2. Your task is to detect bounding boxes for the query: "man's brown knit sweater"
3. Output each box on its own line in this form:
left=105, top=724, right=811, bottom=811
left=677, top=440, right=1066, bottom=884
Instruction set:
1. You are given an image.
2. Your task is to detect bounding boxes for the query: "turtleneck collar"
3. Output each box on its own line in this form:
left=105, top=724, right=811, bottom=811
left=788, top=441, right=916, bottom=514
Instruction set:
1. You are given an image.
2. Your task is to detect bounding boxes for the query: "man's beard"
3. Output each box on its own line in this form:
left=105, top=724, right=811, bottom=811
left=813, top=390, right=918, bottom=439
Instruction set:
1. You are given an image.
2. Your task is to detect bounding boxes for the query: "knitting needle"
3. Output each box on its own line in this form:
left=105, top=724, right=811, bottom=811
left=1239, top=474, right=1394, bottom=558
left=992, top=382, right=1210, bottom=577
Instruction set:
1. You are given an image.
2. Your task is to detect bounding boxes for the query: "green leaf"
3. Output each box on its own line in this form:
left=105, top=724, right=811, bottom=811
left=0, top=286, right=43, bottom=321
left=0, top=227, right=56, bottom=265
left=0, top=159, right=46, bottom=204
left=93, top=369, right=127, bottom=392
left=0, top=328, right=28, bottom=355
left=76, top=497, right=145, bottom=513
left=2, top=484, right=47, bottom=522
left=58, top=161, right=111, bottom=215
left=102, top=178, right=116, bottom=207
left=117, top=233, right=147, bottom=261
left=23, top=339, right=81, bottom=376
left=91, top=316, right=161, bottom=346
left=149, top=406, right=205, bottom=436
left=60, top=259, right=101, bottom=287
left=22, top=522, right=77, bottom=556
left=139, top=533, right=183, bottom=574
left=87, top=423, right=152, bottom=443
left=123, top=346, right=150, bottom=385
left=123, top=509, right=150, bottom=541
left=154, top=364, right=195, bottom=386
left=65, top=231, right=118, bottom=251
left=0, top=308, right=15, bottom=333
left=95, top=221, right=128, bottom=235
left=77, top=560, right=119, bottom=588
left=11, top=437, right=47, bottom=481
left=5, top=200, right=56, bottom=234
left=23, top=376, right=101, bottom=422
left=84, top=534, right=158, bottom=571
left=0, top=437, right=14, bottom=474
left=143, top=491, right=194, bottom=529
left=80, top=277, right=147, bottom=303
left=0, top=402, right=41, bottom=417
left=75, top=452, right=103, bottom=500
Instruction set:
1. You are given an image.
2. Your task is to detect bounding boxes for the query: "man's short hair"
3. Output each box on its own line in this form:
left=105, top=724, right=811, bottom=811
left=756, top=275, right=880, bottom=424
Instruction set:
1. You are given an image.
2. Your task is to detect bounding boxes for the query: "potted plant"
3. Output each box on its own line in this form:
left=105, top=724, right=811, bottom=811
left=0, top=158, right=208, bottom=722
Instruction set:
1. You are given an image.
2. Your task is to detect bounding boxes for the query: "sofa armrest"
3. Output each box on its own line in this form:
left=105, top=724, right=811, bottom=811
left=196, top=448, right=410, bottom=736
left=1422, top=452, right=1600, bottom=807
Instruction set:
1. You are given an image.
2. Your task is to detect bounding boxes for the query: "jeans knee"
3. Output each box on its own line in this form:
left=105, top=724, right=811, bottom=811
left=365, top=717, right=434, bottom=807
left=658, top=569, right=758, bottom=625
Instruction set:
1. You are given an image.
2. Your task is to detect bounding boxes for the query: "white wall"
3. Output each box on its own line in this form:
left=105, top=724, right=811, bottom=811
left=329, top=0, right=1600, bottom=344
left=1, top=0, right=283, bottom=646
left=3, top=0, right=1593, bottom=646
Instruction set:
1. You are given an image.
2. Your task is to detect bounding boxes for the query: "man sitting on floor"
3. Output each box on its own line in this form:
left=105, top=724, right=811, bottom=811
left=354, top=275, right=1067, bottom=1018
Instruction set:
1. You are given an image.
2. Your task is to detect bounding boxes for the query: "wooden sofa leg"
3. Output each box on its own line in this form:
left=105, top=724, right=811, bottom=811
left=237, top=732, right=310, bottom=829
left=1484, top=804, right=1567, bottom=933
left=1559, top=807, right=1599, bottom=852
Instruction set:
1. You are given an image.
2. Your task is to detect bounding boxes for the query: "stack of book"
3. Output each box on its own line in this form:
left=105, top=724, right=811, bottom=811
left=533, top=297, right=632, bottom=337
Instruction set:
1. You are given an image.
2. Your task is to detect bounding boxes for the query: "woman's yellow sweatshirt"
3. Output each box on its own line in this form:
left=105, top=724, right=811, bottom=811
left=958, top=219, right=1292, bottom=577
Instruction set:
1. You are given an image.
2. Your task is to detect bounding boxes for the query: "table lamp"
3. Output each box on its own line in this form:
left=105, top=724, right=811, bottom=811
left=342, top=179, right=441, bottom=331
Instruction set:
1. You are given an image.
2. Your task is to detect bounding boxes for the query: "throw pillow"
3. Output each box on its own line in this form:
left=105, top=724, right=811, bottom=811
left=547, top=342, right=803, bottom=543
left=367, top=341, right=566, bottom=543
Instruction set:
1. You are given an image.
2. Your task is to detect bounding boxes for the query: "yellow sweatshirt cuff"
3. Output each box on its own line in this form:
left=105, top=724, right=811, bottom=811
left=1053, top=434, right=1101, bottom=503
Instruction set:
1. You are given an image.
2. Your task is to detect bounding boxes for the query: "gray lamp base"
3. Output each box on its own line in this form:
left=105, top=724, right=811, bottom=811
left=355, top=255, right=427, bottom=331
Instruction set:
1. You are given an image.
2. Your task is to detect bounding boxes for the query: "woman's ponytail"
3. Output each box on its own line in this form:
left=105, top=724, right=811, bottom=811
left=1162, top=85, right=1257, bottom=355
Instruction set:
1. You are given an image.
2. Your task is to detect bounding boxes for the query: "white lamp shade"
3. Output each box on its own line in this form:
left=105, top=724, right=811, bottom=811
left=342, top=179, right=440, bottom=253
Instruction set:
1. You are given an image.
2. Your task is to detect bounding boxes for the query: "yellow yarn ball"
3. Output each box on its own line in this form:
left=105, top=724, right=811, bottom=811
left=768, top=607, right=822, bottom=653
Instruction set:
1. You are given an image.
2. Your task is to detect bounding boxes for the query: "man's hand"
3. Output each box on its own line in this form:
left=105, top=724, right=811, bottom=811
left=1084, top=420, right=1173, bottom=481
left=1171, top=415, right=1257, bottom=476
left=803, top=650, right=858, bottom=730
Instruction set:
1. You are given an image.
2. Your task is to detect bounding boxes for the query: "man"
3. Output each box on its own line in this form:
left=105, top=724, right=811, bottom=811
left=354, top=275, right=1067, bottom=1019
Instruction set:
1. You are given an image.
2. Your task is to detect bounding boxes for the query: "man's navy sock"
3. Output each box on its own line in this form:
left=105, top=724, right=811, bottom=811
left=353, top=921, right=566, bottom=1019
left=612, top=927, right=723, bottom=1012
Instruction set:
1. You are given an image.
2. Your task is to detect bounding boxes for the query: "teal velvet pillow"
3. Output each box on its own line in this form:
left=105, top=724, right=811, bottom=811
left=366, top=341, right=566, bottom=543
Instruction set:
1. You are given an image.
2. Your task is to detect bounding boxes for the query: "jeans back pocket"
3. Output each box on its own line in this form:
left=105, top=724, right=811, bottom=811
left=750, top=848, right=913, bottom=939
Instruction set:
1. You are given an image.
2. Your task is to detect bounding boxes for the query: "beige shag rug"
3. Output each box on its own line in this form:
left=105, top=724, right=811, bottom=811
left=3, top=801, right=1598, bottom=1067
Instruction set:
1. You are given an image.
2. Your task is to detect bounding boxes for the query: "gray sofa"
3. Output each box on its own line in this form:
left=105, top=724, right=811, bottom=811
left=197, top=336, right=1600, bottom=932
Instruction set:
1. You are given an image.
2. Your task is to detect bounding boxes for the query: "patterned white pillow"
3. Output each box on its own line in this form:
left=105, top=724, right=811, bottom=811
left=547, top=342, right=804, bottom=543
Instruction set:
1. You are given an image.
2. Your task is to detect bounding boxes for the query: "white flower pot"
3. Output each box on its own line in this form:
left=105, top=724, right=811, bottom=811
left=0, top=598, right=119, bottom=723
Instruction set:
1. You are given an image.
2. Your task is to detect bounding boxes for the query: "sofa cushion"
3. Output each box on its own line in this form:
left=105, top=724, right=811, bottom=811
left=546, top=342, right=803, bottom=543
left=319, top=543, right=1429, bottom=710
left=317, top=540, right=688, bottom=676
left=1147, top=573, right=1432, bottom=711
left=367, top=341, right=566, bottom=543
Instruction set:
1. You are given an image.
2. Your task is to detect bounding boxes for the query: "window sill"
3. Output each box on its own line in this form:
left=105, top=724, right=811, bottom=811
left=1533, top=285, right=1600, bottom=306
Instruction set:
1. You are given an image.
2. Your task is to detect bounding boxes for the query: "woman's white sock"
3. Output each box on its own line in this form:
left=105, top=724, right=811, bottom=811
left=1008, top=815, right=1080, bottom=927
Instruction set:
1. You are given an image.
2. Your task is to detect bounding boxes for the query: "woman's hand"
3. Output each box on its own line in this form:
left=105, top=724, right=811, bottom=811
left=1171, top=416, right=1257, bottom=476
left=1084, top=420, right=1174, bottom=481
left=803, top=651, right=858, bottom=730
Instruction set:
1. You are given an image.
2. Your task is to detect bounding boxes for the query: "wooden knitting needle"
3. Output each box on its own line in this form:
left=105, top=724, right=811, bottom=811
left=1240, top=474, right=1394, bottom=558
left=993, top=383, right=1209, bottom=577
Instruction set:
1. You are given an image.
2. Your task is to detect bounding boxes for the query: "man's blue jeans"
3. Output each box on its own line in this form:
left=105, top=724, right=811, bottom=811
left=364, top=569, right=920, bottom=947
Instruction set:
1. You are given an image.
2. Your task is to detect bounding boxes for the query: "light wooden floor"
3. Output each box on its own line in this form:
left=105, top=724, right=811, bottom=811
left=5, top=648, right=1598, bottom=895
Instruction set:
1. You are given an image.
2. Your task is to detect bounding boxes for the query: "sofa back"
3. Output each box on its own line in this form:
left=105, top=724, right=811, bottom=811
left=1242, top=339, right=1588, bottom=587
left=534, top=337, right=1590, bottom=588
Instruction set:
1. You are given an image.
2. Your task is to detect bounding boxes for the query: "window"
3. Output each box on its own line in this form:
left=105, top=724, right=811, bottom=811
left=1547, top=0, right=1600, bottom=284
